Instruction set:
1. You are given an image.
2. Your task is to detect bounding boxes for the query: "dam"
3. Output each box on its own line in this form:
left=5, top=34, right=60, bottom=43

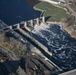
left=0, top=16, right=63, bottom=73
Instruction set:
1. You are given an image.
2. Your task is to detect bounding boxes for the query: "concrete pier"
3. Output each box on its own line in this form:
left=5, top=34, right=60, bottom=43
left=24, top=22, right=27, bottom=26
left=9, top=26, right=12, bottom=29
left=17, top=24, right=20, bottom=29
left=36, top=18, right=39, bottom=25
left=24, top=22, right=31, bottom=31
left=42, top=16, right=45, bottom=22
left=30, top=20, right=33, bottom=27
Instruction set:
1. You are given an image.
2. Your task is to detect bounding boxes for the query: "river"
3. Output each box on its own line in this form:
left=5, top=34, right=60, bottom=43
left=0, top=0, right=41, bottom=25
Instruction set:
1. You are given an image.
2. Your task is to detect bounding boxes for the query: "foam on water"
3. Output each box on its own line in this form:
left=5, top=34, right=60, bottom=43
left=31, top=23, right=76, bottom=71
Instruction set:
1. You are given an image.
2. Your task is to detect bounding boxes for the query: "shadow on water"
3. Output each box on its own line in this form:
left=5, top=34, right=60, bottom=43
left=0, top=60, right=19, bottom=75
left=45, top=16, right=51, bottom=22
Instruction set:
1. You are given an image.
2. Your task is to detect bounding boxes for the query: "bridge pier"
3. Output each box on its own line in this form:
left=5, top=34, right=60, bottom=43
left=41, top=16, right=45, bottom=23
left=36, top=18, right=39, bottom=25
left=42, top=16, right=45, bottom=23
left=9, top=26, right=12, bottom=29
left=24, top=22, right=31, bottom=31
left=17, top=24, right=20, bottom=29
left=30, top=20, right=33, bottom=27
left=24, top=22, right=27, bottom=28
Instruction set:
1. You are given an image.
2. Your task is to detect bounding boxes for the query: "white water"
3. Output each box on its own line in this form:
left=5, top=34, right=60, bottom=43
left=31, top=23, right=76, bottom=71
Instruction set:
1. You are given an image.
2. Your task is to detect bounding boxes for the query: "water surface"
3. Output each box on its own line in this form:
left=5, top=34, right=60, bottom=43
left=0, top=0, right=41, bottom=25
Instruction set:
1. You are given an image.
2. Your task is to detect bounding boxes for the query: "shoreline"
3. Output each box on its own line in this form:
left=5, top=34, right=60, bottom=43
left=33, top=5, right=45, bottom=12
left=47, top=21, right=76, bottom=39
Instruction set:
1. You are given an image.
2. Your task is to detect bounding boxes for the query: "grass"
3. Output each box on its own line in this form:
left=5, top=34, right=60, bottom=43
left=35, top=2, right=67, bottom=22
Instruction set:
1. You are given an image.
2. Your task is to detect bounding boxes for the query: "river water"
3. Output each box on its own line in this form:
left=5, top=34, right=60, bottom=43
left=30, top=23, right=76, bottom=71
left=0, top=0, right=41, bottom=25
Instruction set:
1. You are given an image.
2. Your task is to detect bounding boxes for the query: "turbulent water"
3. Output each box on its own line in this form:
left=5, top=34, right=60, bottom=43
left=30, top=23, right=76, bottom=71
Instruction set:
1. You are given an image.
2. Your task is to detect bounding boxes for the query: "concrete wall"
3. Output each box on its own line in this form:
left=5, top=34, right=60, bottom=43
left=8, top=16, right=45, bottom=30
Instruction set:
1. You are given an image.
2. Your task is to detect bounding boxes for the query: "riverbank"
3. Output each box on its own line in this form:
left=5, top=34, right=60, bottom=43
left=62, top=23, right=76, bottom=39
left=34, top=2, right=67, bottom=22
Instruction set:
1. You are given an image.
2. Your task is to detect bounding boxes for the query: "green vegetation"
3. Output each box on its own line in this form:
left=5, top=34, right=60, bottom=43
left=35, top=2, right=67, bottom=22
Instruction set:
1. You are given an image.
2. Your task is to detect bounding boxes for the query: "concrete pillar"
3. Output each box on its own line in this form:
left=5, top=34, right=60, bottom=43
left=24, top=22, right=31, bottom=31
left=9, top=26, right=12, bottom=29
left=36, top=18, right=39, bottom=25
left=30, top=20, right=33, bottom=27
left=42, top=16, right=45, bottom=23
left=17, top=24, right=20, bottom=29
left=24, top=22, right=27, bottom=28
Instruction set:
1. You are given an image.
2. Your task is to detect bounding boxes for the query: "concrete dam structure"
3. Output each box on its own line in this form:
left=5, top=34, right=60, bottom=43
left=3, top=16, right=45, bottom=31
left=3, top=16, right=53, bottom=56
left=1, top=16, right=62, bottom=72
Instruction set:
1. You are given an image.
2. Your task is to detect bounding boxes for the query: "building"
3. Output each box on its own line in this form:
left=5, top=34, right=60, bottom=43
left=40, top=0, right=65, bottom=4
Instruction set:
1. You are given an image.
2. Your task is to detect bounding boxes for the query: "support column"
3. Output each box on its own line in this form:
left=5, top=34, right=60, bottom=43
left=9, top=26, right=12, bottom=29
left=24, top=22, right=27, bottom=28
left=17, top=23, right=20, bottom=29
left=42, top=16, right=45, bottom=23
left=30, top=20, right=33, bottom=27
left=24, top=22, right=31, bottom=31
left=36, top=18, right=39, bottom=25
